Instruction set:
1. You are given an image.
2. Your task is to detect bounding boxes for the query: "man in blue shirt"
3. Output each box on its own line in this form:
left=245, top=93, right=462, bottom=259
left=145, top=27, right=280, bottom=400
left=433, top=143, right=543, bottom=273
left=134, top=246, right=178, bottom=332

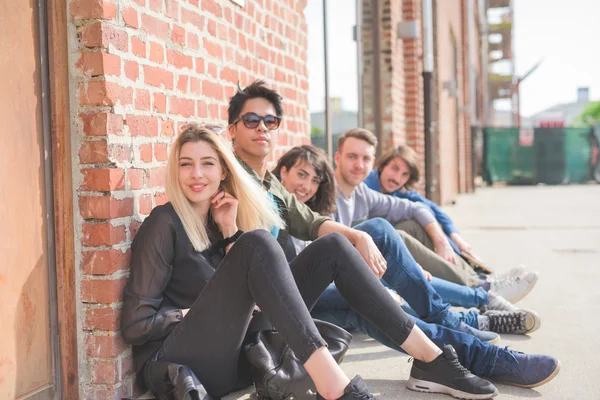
left=363, top=144, right=538, bottom=304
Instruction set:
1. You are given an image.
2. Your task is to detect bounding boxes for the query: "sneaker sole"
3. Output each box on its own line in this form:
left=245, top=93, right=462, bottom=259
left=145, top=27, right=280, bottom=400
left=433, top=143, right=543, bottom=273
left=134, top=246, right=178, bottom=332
left=407, top=377, right=499, bottom=399
left=521, top=308, right=541, bottom=334
left=493, top=360, right=561, bottom=389
left=487, top=335, right=500, bottom=345
left=509, top=273, right=538, bottom=304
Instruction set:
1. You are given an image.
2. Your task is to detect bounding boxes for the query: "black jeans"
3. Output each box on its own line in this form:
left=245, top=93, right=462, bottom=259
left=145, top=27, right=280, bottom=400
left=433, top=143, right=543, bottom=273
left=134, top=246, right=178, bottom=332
left=148, top=230, right=415, bottom=398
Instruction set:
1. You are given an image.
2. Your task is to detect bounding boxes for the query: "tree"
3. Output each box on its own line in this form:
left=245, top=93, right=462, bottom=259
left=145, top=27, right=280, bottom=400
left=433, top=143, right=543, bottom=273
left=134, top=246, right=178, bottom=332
left=311, top=126, right=324, bottom=136
left=571, top=101, right=600, bottom=127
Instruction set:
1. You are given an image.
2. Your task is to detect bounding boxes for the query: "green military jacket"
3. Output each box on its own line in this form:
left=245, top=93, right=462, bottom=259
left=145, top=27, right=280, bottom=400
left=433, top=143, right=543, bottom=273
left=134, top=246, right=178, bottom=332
left=237, top=157, right=331, bottom=254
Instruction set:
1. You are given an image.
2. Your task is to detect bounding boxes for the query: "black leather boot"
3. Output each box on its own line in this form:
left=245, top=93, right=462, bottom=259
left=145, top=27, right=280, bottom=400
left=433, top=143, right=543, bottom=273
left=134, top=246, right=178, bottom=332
left=317, top=376, right=376, bottom=400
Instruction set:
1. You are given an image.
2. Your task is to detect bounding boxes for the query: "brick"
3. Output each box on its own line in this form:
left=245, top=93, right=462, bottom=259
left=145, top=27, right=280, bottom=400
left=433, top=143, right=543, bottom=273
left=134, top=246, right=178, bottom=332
left=177, top=75, right=188, bottom=92
left=79, top=196, right=134, bottom=219
left=120, top=356, right=135, bottom=381
left=153, top=93, right=166, bottom=113
left=141, top=13, right=169, bottom=39
left=169, top=96, right=194, bottom=117
left=149, top=0, right=163, bottom=12
left=207, top=19, right=217, bottom=37
left=139, top=143, right=152, bottom=162
left=82, top=277, right=127, bottom=304
left=81, top=223, right=127, bottom=247
left=219, top=67, right=238, bottom=84
left=207, top=62, right=217, bottom=79
left=85, top=333, right=127, bottom=358
left=127, top=169, right=144, bottom=190
left=126, top=115, right=159, bottom=137
left=76, top=52, right=120, bottom=76
left=129, top=219, right=142, bottom=239
left=171, top=24, right=185, bottom=45
left=108, top=144, right=131, bottom=163
left=131, top=36, right=146, bottom=57
left=201, top=0, right=222, bottom=18
left=188, top=32, right=199, bottom=50
left=143, top=65, right=173, bottom=89
left=201, top=80, right=223, bottom=101
left=134, top=89, right=151, bottom=111
left=90, top=359, right=118, bottom=384
left=81, top=112, right=124, bottom=136
left=146, top=166, right=166, bottom=188
left=160, top=119, right=174, bottom=137
left=79, top=140, right=108, bottom=164
left=154, top=191, right=168, bottom=206
left=195, top=57, right=205, bottom=74
left=79, top=21, right=128, bottom=52
left=149, top=41, right=164, bottom=64
left=203, top=38, right=222, bottom=58
left=154, top=143, right=167, bottom=161
left=81, top=168, right=125, bottom=191
left=124, top=60, right=138, bottom=81
left=196, top=100, right=207, bottom=118
left=70, top=0, right=116, bottom=20
left=82, top=248, right=131, bottom=275
left=83, top=306, right=121, bottom=330
left=138, top=194, right=153, bottom=214
left=79, top=81, right=133, bottom=106
left=190, top=77, right=201, bottom=95
left=181, top=8, right=204, bottom=29
left=122, top=6, right=138, bottom=28
left=167, top=49, right=193, bottom=70
left=166, top=0, right=179, bottom=19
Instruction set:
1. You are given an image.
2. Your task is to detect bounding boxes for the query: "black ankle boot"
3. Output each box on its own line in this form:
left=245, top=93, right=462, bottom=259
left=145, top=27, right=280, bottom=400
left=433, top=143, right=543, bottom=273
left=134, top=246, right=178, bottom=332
left=317, top=376, right=376, bottom=400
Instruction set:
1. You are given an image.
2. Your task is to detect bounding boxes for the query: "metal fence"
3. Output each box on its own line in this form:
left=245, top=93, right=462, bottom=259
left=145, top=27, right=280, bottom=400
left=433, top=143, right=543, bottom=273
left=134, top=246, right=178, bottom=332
left=483, top=126, right=599, bottom=185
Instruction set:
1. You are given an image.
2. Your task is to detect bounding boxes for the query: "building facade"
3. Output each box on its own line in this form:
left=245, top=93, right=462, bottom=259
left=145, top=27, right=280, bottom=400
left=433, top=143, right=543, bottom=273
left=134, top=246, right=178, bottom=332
left=0, top=0, right=490, bottom=398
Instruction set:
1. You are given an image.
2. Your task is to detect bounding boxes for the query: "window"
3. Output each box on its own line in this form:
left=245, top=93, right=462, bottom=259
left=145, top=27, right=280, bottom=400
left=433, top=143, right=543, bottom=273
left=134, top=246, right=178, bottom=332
left=305, top=1, right=361, bottom=158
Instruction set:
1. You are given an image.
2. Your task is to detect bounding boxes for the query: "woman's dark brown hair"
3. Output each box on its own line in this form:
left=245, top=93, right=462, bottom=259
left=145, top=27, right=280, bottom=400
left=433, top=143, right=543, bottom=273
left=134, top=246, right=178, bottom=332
left=376, top=144, right=420, bottom=190
left=273, top=145, right=337, bottom=216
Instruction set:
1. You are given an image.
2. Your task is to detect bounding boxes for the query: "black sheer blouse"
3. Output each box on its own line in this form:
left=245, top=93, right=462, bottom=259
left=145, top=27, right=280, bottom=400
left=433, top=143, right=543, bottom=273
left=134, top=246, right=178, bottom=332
left=121, top=202, right=225, bottom=372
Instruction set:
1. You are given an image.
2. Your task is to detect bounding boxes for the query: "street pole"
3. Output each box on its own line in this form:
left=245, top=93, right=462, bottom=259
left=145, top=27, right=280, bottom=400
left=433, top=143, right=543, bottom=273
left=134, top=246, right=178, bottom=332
left=423, top=0, right=435, bottom=199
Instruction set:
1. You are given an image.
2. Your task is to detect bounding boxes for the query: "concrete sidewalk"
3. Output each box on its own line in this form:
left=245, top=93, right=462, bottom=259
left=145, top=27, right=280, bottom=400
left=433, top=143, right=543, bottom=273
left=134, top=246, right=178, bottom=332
left=227, top=184, right=600, bottom=400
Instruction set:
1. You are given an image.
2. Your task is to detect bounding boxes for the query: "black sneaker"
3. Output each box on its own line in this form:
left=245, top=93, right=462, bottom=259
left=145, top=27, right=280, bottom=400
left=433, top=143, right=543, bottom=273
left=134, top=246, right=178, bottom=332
left=317, top=375, right=377, bottom=400
left=484, top=309, right=541, bottom=334
left=408, top=345, right=499, bottom=399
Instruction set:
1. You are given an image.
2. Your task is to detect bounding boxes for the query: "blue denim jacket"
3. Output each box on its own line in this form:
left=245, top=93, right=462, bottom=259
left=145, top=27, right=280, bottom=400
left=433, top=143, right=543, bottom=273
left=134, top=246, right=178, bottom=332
left=364, top=170, right=461, bottom=254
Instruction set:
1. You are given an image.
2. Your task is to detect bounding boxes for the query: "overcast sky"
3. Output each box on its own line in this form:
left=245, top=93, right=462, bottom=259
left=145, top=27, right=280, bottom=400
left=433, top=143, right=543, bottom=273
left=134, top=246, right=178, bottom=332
left=304, top=0, right=600, bottom=117
left=511, top=0, right=600, bottom=116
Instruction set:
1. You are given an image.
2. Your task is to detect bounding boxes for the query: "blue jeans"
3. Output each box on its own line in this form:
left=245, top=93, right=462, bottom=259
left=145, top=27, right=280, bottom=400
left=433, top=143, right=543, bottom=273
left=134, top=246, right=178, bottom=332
left=430, top=277, right=489, bottom=309
left=312, top=284, right=500, bottom=377
left=354, top=218, right=479, bottom=329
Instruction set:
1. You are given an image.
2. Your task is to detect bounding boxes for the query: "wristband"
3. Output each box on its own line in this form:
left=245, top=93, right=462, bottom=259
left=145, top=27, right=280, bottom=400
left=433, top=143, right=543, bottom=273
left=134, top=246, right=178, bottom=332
left=217, top=230, right=244, bottom=249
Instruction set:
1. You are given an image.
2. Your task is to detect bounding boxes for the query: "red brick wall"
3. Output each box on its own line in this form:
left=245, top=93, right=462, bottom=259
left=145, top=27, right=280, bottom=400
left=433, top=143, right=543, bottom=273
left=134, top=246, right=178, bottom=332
left=402, top=0, right=425, bottom=193
left=69, top=0, right=309, bottom=397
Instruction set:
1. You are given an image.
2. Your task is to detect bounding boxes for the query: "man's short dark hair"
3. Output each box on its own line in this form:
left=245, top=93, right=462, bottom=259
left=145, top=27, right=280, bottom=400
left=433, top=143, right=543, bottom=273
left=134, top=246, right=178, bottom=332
left=227, top=80, right=284, bottom=124
left=337, top=128, right=378, bottom=152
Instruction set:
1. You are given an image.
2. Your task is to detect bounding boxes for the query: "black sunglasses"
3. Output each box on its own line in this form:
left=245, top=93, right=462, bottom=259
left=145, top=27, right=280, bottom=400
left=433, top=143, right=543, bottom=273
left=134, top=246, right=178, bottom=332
left=233, top=112, right=281, bottom=130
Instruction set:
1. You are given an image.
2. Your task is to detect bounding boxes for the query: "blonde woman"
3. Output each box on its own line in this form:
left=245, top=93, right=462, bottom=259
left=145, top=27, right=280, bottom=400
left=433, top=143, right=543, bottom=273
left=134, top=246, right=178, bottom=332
left=121, top=125, right=390, bottom=399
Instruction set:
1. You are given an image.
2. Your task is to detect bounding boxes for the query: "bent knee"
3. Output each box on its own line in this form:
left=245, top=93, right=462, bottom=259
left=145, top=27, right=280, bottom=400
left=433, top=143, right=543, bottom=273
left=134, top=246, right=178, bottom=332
left=236, top=229, right=277, bottom=246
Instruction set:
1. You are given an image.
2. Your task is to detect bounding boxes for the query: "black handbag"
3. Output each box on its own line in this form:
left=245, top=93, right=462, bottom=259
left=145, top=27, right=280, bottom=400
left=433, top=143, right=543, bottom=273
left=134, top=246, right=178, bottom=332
left=244, top=318, right=353, bottom=400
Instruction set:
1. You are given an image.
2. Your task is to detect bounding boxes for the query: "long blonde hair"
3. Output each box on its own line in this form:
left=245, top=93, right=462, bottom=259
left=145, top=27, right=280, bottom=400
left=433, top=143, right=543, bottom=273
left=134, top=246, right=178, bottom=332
left=166, top=124, right=285, bottom=251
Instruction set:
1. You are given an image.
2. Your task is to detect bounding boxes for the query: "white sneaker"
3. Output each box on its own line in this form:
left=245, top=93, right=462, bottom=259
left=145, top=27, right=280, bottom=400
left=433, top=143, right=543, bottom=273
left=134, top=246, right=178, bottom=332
left=486, top=291, right=519, bottom=312
left=490, top=272, right=538, bottom=304
left=490, top=265, right=526, bottom=281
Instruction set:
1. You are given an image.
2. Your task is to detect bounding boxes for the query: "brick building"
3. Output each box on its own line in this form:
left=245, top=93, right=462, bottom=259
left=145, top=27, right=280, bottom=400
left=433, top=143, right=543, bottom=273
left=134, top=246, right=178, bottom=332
left=0, top=0, right=490, bottom=398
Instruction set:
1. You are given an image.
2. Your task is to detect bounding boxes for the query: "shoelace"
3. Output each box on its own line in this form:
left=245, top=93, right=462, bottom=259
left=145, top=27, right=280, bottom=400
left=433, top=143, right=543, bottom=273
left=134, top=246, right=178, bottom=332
left=489, top=311, right=526, bottom=332
left=493, top=276, right=520, bottom=290
left=447, top=356, right=471, bottom=375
